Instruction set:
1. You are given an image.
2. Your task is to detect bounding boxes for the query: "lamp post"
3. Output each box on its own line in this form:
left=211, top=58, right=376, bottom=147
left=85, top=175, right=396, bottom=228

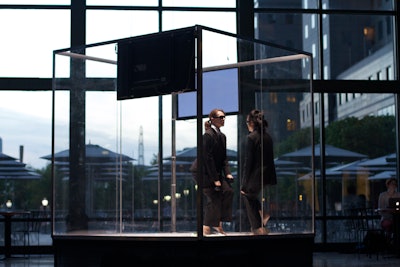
left=183, top=189, right=189, bottom=218
left=163, top=195, right=171, bottom=219
left=175, top=193, right=181, bottom=220
left=5, top=200, right=12, bottom=209
left=42, top=197, right=49, bottom=211
left=41, top=197, right=49, bottom=233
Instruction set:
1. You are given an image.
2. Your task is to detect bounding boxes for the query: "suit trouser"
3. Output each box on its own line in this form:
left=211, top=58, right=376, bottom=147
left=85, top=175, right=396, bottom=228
left=243, top=192, right=262, bottom=230
left=203, top=180, right=234, bottom=227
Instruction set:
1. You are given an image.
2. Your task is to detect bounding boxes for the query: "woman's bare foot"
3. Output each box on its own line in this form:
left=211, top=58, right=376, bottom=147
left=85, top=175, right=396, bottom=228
left=203, top=225, right=211, bottom=235
left=252, top=227, right=269, bottom=235
left=259, top=210, right=270, bottom=226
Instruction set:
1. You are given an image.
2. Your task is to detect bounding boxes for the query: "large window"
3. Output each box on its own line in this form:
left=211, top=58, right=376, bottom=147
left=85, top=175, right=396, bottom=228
left=254, top=0, right=398, bottom=245
left=0, top=0, right=398, bottom=249
left=0, top=9, right=70, bottom=78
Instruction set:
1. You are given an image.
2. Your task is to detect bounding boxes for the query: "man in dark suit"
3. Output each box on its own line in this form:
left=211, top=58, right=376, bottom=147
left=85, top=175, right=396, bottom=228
left=202, top=108, right=234, bottom=236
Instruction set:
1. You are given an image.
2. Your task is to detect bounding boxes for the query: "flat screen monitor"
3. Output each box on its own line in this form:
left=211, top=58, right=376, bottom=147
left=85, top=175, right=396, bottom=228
left=117, top=27, right=196, bottom=100
left=177, top=68, right=239, bottom=119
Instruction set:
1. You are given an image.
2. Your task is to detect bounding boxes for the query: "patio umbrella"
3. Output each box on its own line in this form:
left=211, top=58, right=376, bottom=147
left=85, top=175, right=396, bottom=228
left=298, top=160, right=371, bottom=181
left=358, top=153, right=396, bottom=169
left=164, top=146, right=237, bottom=161
left=368, top=170, right=396, bottom=180
left=277, top=144, right=368, bottom=167
left=274, top=159, right=311, bottom=177
left=327, top=159, right=371, bottom=175
left=298, top=169, right=343, bottom=181
left=357, top=153, right=397, bottom=181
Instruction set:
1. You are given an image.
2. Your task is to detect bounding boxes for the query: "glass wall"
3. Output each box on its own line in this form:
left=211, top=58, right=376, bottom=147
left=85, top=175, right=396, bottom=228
left=0, top=0, right=398, bottom=249
left=254, top=0, right=398, bottom=244
left=52, top=26, right=314, bottom=236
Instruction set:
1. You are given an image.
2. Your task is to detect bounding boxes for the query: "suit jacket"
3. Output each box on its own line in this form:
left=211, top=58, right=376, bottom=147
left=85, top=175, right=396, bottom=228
left=241, top=128, right=277, bottom=196
left=199, top=127, right=231, bottom=188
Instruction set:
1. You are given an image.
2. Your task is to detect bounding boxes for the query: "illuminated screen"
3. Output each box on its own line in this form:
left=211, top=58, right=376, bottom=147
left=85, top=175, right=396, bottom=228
left=177, top=68, right=239, bottom=119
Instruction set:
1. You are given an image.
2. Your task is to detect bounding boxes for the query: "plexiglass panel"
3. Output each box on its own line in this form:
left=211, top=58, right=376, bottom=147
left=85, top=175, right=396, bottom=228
left=324, top=14, right=395, bottom=80
left=254, top=13, right=319, bottom=79
left=255, top=0, right=318, bottom=9
left=52, top=25, right=314, bottom=237
left=86, top=10, right=159, bottom=45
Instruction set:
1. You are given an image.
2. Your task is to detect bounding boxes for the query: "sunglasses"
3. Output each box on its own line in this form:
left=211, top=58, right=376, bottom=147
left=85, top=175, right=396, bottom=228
left=213, top=116, right=226, bottom=120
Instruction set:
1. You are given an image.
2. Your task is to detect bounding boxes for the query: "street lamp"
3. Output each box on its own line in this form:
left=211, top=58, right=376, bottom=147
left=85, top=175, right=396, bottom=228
left=183, top=189, right=189, bottom=218
left=41, top=197, right=49, bottom=210
left=5, top=200, right=12, bottom=209
left=183, top=189, right=189, bottom=197
left=41, top=197, right=49, bottom=233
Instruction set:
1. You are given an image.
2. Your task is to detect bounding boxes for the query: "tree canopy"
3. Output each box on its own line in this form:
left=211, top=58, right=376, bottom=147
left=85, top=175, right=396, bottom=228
left=275, top=115, right=396, bottom=159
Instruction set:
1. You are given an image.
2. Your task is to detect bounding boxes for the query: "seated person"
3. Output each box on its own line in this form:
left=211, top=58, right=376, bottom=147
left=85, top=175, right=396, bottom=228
left=342, top=185, right=360, bottom=212
left=378, top=178, right=400, bottom=233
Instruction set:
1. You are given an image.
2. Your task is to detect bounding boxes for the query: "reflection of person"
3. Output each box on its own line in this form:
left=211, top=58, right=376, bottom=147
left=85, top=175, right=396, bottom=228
left=240, top=109, right=277, bottom=235
left=202, top=108, right=234, bottom=236
left=378, top=178, right=400, bottom=233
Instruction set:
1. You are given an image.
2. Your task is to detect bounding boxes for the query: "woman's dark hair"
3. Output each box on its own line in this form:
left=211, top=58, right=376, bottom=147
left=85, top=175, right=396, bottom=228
left=386, top=178, right=398, bottom=187
left=247, top=109, right=268, bottom=130
left=204, top=120, right=211, bottom=130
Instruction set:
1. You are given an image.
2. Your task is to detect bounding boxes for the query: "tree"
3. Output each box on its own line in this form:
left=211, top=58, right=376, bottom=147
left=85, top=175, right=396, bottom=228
left=325, top=115, right=395, bottom=158
left=276, top=115, right=396, bottom=159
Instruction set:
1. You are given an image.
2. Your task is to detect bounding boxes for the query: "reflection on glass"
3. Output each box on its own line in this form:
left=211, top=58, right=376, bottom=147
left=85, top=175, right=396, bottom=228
left=255, top=0, right=318, bottom=9
left=325, top=15, right=394, bottom=80
left=323, top=0, right=394, bottom=11
left=315, top=93, right=395, bottom=243
left=52, top=25, right=313, bottom=237
left=254, top=13, right=319, bottom=79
